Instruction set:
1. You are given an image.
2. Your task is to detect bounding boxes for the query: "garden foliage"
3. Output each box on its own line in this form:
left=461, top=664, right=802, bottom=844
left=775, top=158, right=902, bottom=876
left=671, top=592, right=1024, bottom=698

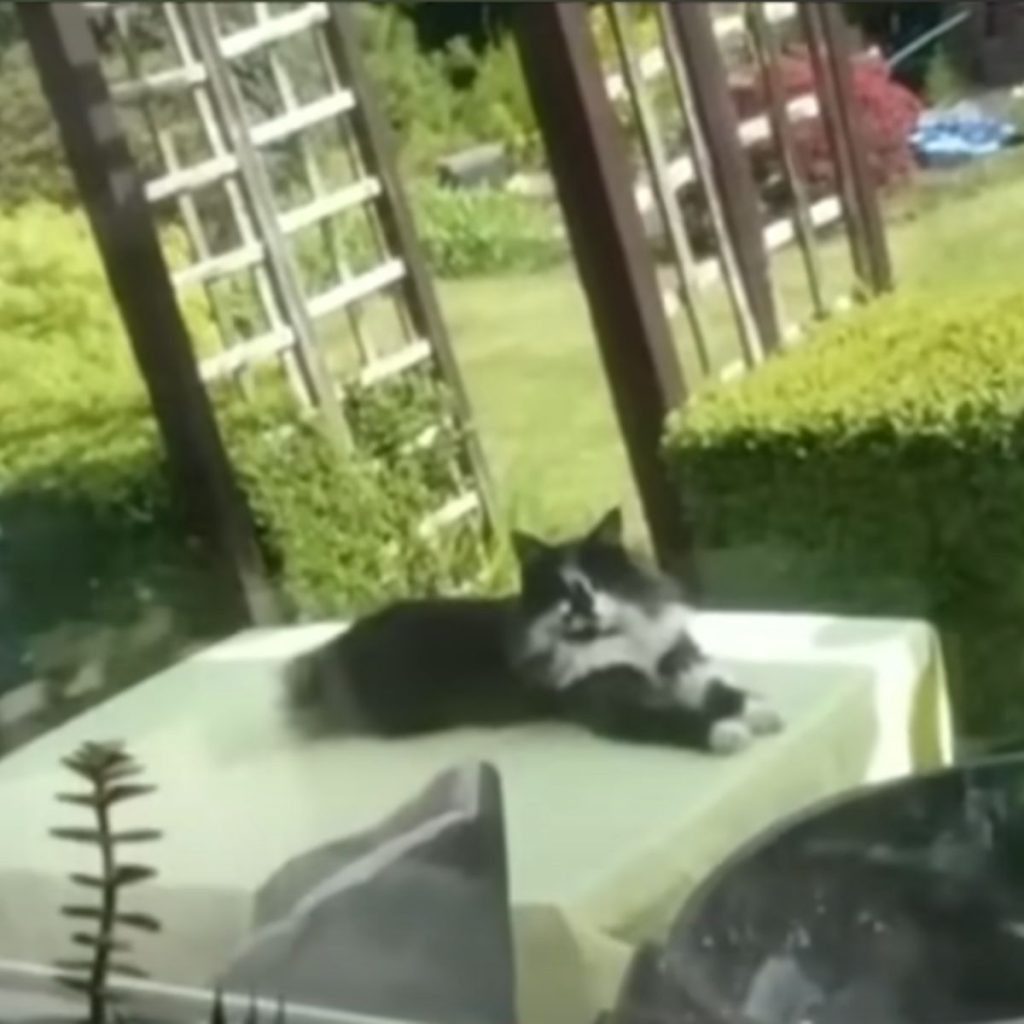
left=666, top=287, right=1024, bottom=739
left=411, top=184, right=564, bottom=278
left=733, top=50, right=922, bottom=198
left=0, top=204, right=486, bottom=699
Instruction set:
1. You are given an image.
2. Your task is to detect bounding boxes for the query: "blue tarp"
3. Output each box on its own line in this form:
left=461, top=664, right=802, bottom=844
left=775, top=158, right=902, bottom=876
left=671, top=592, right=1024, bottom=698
left=910, top=102, right=1018, bottom=165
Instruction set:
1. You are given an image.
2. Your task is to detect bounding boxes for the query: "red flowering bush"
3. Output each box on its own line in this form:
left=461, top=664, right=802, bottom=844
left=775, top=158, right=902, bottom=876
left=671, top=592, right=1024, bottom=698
left=733, top=49, right=921, bottom=199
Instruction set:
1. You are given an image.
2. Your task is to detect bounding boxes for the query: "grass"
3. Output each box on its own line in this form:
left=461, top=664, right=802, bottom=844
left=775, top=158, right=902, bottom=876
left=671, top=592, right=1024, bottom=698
left=439, top=148, right=1024, bottom=539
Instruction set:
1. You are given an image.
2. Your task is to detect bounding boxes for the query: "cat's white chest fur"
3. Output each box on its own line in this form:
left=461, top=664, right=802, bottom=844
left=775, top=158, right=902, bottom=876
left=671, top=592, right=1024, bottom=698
left=527, top=597, right=694, bottom=692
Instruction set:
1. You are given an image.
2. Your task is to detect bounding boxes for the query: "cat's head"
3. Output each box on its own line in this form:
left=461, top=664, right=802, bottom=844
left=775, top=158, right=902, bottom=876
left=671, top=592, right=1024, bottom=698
left=511, top=508, right=658, bottom=642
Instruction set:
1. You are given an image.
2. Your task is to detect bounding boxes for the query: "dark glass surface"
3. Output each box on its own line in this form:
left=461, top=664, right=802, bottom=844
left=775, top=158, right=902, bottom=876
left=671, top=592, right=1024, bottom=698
left=613, top=756, right=1024, bottom=1024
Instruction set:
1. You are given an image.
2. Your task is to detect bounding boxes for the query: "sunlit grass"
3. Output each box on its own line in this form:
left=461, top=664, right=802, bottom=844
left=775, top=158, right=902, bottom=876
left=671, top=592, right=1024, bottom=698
left=436, top=149, right=1024, bottom=536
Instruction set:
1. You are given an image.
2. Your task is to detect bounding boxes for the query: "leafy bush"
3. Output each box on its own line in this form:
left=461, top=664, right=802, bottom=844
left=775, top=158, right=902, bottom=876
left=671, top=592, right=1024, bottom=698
left=0, top=401, right=216, bottom=700
left=733, top=50, right=922, bottom=198
left=0, top=28, right=168, bottom=210
left=358, top=4, right=467, bottom=174
left=224, top=386, right=485, bottom=613
left=447, top=37, right=541, bottom=167
left=357, top=5, right=541, bottom=174
left=0, top=389, right=489, bottom=695
left=410, top=183, right=565, bottom=277
left=0, top=203, right=216, bottom=414
left=0, top=42, right=77, bottom=209
left=0, top=204, right=488, bottom=699
left=665, top=287, right=1024, bottom=740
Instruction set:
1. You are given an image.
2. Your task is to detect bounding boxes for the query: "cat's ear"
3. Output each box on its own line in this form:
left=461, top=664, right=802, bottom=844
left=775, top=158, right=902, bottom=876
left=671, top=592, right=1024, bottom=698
left=588, top=507, right=624, bottom=547
left=511, top=530, right=549, bottom=567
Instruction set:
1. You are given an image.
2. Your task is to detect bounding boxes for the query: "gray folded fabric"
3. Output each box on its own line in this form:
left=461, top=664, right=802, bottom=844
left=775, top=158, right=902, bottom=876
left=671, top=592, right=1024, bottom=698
left=221, top=762, right=516, bottom=1024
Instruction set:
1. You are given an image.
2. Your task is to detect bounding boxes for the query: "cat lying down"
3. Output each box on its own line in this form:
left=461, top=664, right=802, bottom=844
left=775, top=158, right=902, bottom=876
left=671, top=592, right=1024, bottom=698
left=286, top=508, right=783, bottom=755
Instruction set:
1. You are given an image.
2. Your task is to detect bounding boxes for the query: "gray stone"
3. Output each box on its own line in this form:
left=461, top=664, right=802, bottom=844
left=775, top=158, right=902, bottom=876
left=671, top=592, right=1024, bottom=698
left=221, top=762, right=515, bottom=1024
left=436, top=144, right=510, bottom=189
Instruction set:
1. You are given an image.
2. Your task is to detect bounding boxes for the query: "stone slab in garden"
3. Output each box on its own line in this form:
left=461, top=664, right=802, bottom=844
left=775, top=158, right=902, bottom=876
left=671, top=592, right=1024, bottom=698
left=0, top=612, right=951, bottom=1024
left=436, top=143, right=510, bottom=188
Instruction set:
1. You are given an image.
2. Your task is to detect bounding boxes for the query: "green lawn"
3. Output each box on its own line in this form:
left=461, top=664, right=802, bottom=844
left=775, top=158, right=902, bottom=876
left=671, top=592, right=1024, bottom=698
left=439, top=152, right=1024, bottom=538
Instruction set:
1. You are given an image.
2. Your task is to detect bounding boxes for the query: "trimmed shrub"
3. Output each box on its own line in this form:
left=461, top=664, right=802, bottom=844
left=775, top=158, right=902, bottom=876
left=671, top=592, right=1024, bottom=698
left=0, top=406, right=215, bottom=696
left=224, top=385, right=489, bottom=613
left=0, top=389, right=489, bottom=695
left=410, top=183, right=565, bottom=278
left=732, top=51, right=922, bottom=199
left=0, top=204, right=490, bottom=700
left=665, top=287, right=1024, bottom=740
left=0, top=203, right=216, bottom=414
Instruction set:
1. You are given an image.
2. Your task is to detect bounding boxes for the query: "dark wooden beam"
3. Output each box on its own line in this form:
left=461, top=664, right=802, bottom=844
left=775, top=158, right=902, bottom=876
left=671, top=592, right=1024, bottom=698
left=19, top=2, right=278, bottom=625
left=799, top=3, right=872, bottom=287
left=510, top=2, right=692, bottom=576
left=817, top=2, right=894, bottom=294
left=748, top=3, right=828, bottom=319
left=666, top=2, right=781, bottom=354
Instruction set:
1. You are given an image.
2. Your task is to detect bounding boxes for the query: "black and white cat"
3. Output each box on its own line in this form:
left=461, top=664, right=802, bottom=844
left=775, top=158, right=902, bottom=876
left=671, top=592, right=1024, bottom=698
left=287, top=508, right=782, bottom=754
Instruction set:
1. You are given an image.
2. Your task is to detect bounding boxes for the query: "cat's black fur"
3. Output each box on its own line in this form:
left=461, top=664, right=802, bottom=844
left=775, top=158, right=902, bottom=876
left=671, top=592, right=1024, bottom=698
left=286, top=509, right=782, bottom=754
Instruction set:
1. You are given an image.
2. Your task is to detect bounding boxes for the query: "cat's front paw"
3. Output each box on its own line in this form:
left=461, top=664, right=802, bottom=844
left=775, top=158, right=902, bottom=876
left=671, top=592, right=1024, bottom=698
left=709, top=718, right=753, bottom=756
left=743, top=699, right=784, bottom=736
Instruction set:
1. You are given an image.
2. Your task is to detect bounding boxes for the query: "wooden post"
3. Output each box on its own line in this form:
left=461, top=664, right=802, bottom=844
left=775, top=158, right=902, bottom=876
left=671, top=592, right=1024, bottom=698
left=666, top=3, right=782, bottom=354
left=606, top=3, right=711, bottom=379
left=19, top=2, right=278, bottom=625
left=817, top=2, right=894, bottom=294
left=657, top=3, right=763, bottom=369
left=321, top=2, right=496, bottom=517
left=748, top=5, right=829, bottom=319
left=799, top=3, right=871, bottom=287
left=510, top=3, right=693, bottom=576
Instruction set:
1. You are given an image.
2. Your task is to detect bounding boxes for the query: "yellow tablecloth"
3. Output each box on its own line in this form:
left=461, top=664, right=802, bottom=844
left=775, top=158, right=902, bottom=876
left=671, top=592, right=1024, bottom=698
left=0, top=613, right=950, bottom=1024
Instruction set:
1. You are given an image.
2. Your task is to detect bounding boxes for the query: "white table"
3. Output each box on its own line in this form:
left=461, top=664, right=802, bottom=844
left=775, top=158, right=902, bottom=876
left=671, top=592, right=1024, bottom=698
left=0, top=613, right=951, bottom=1024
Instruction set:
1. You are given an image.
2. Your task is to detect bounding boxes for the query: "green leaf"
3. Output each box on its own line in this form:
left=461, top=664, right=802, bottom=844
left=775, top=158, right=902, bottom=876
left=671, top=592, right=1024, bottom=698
left=111, top=828, right=162, bottom=844
left=54, top=975, right=92, bottom=994
left=61, top=906, right=161, bottom=932
left=107, top=962, right=148, bottom=979
left=61, top=905, right=102, bottom=921
left=57, top=793, right=98, bottom=808
left=103, top=761, right=145, bottom=782
left=102, top=784, right=156, bottom=806
left=72, top=932, right=130, bottom=952
left=50, top=827, right=103, bottom=843
left=112, top=864, right=158, bottom=887
left=69, top=873, right=105, bottom=889
left=53, top=958, right=95, bottom=974
left=114, top=911, right=162, bottom=933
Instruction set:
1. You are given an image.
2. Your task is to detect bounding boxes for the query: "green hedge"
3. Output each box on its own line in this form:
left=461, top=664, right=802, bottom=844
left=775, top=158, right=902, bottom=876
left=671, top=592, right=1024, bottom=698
left=0, top=389, right=490, bottom=698
left=666, top=287, right=1024, bottom=740
left=0, top=204, right=491, bottom=700
left=410, top=184, right=565, bottom=278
